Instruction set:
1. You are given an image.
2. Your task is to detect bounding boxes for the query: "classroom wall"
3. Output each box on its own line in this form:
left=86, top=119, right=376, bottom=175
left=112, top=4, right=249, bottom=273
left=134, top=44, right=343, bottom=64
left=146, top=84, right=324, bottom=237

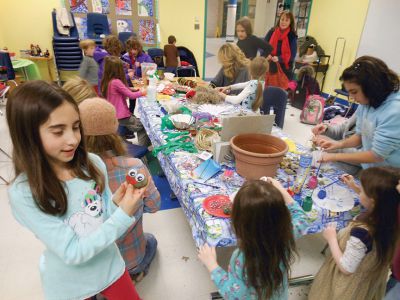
left=254, top=0, right=277, bottom=37
left=307, top=0, right=370, bottom=95
left=0, top=0, right=205, bottom=81
left=0, top=0, right=63, bottom=81
left=158, top=0, right=205, bottom=77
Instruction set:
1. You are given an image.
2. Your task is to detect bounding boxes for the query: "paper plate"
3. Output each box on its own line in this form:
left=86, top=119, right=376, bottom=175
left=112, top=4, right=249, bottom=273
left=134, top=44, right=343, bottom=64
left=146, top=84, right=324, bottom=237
left=202, top=195, right=232, bottom=218
left=312, top=184, right=355, bottom=212
left=197, top=104, right=236, bottom=116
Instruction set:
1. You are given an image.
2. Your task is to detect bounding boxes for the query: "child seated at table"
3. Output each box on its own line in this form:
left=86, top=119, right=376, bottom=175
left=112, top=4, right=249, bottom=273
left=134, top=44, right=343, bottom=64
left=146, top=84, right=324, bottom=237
left=101, top=56, right=150, bottom=146
left=78, top=39, right=99, bottom=93
left=309, top=167, right=400, bottom=300
left=198, top=178, right=308, bottom=299
left=122, top=37, right=153, bottom=78
left=79, top=97, right=161, bottom=282
left=217, top=56, right=269, bottom=112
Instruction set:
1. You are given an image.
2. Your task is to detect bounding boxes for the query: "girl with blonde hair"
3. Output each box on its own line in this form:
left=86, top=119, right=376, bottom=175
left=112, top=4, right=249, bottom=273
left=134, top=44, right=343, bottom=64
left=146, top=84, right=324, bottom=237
left=62, top=76, right=97, bottom=103
left=218, top=56, right=269, bottom=112
left=210, top=43, right=250, bottom=94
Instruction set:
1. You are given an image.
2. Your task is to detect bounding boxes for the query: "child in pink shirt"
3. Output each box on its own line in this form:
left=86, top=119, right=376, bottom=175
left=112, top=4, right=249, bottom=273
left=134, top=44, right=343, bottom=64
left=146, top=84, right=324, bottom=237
left=101, top=56, right=150, bottom=146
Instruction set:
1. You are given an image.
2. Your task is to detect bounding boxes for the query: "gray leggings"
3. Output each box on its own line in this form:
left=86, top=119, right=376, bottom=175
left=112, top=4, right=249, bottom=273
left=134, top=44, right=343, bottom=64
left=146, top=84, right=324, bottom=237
left=119, top=116, right=150, bottom=147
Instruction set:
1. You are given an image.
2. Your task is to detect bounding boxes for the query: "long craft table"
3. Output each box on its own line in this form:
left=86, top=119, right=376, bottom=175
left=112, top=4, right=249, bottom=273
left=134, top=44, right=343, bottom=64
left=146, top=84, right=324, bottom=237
left=138, top=97, right=361, bottom=247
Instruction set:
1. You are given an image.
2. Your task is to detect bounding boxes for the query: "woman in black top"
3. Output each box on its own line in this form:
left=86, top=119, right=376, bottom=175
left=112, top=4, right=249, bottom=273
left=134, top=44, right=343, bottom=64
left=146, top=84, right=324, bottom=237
left=236, top=16, right=273, bottom=60
left=265, top=11, right=298, bottom=80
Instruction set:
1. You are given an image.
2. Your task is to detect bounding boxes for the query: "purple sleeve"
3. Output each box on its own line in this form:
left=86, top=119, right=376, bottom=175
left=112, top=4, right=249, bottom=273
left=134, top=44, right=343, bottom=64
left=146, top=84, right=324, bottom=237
left=114, top=79, right=143, bottom=99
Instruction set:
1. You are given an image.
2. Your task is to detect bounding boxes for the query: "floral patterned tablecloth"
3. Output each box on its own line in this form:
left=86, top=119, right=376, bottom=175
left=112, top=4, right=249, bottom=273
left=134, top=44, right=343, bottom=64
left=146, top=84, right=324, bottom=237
left=138, top=98, right=361, bottom=247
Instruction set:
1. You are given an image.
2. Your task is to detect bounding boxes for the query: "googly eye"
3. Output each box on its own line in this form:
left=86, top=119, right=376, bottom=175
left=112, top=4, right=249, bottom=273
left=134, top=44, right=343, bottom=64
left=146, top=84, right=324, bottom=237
left=128, top=168, right=137, bottom=177
left=135, top=173, right=145, bottom=182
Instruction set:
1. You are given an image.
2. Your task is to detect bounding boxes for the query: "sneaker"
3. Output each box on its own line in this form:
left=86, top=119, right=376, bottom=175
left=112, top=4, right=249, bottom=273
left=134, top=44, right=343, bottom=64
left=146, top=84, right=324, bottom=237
left=130, top=271, right=145, bottom=283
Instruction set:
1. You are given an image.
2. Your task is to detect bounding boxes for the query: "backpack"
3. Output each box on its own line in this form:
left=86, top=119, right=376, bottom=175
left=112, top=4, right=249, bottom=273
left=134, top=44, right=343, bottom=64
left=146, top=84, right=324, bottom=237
left=300, top=95, right=325, bottom=125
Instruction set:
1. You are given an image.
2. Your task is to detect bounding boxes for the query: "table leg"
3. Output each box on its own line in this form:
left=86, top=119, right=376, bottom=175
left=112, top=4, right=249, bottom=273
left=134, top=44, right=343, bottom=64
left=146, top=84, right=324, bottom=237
left=47, top=60, right=53, bottom=82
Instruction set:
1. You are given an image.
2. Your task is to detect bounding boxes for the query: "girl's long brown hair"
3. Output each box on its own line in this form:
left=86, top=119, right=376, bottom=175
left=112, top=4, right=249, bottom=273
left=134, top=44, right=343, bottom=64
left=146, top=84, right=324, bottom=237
left=101, top=56, right=128, bottom=97
left=85, top=134, right=127, bottom=157
left=232, top=180, right=296, bottom=299
left=6, top=80, right=105, bottom=216
left=359, top=167, right=400, bottom=269
left=249, top=56, right=269, bottom=111
left=218, top=43, right=249, bottom=83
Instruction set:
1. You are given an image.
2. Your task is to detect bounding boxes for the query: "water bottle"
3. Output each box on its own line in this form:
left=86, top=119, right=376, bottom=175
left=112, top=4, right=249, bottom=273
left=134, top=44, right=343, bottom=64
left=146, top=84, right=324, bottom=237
left=146, top=76, right=157, bottom=102
left=294, top=151, right=312, bottom=193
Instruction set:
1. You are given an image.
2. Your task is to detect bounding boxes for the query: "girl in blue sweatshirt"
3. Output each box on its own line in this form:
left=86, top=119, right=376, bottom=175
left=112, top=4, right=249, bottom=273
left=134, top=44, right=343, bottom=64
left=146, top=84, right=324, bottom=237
left=6, top=80, right=145, bottom=300
left=317, top=56, right=400, bottom=169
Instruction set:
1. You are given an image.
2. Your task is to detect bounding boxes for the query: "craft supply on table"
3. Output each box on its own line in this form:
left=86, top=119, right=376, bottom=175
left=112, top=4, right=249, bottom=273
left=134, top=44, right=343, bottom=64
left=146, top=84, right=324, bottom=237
left=313, top=184, right=355, bottom=212
left=302, top=193, right=313, bottom=212
left=317, top=178, right=341, bottom=199
left=126, top=168, right=148, bottom=188
left=195, top=128, right=220, bottom=151
left=193, top=159, right=222, bottom=182
left=230, top=133, right=288, bottom=179
left=169, top=114, right=195, bottom=130
left=202, top=195, right=232, bottom=218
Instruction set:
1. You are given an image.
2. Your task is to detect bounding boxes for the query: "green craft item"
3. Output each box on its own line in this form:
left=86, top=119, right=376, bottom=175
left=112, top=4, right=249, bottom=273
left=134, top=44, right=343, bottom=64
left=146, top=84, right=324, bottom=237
left=177, top=106, right=192, bottom=115
left=161, top=115, right=175, bottom=130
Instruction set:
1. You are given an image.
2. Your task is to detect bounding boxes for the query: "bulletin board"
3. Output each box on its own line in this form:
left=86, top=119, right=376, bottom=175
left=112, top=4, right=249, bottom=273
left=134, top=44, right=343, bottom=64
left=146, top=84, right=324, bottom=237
left=65, top=0, right=158, bottom=47
left=357, top=0, right=400, bottom=74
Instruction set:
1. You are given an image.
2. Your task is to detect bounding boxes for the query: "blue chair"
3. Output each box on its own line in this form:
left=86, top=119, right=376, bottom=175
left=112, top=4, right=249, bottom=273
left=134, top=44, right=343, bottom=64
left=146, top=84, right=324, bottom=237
left=148, top=48, right=164, bottom=68
left=118, top=32, right=136, bottom=45
left=51, top=10, right=79, bottom=41
left=51, top=10, right=82, bottom=76
left=87, top=13, right=110, bottom=46
left=0, top=52, right=16, bottom=82
left=261, top=86, right=288, bottom=129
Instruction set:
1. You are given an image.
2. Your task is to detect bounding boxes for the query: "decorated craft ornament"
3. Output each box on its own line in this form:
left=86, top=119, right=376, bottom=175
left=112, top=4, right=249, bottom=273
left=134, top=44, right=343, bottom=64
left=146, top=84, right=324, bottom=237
left=126, top=168, right=148, bottom=188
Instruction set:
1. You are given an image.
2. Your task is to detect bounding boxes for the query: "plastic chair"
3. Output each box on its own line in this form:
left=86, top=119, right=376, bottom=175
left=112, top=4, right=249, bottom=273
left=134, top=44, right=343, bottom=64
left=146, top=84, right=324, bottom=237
left=261, top=86, right=288, bottom=129
left=51, top=10, right=82, bottom=78
left=87, top=13, right=111, bottom=45
left=51, top=10, right=80, bottom=41
left=175, top=66, right=197, bottom=77
left=147, top=48, right=164, bottom=68
left=118, top=32, right=136, bottom=45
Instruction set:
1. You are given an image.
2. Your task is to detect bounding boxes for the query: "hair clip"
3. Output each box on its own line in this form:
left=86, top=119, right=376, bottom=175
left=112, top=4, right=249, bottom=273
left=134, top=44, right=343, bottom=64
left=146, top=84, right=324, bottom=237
left=353, top=63, right=361, bottom=70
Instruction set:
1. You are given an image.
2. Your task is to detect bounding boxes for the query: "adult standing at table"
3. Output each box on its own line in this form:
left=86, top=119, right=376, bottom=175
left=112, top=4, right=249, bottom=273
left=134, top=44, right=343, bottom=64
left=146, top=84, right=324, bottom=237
left=236, top=17, right=273, bottom=60
left=265, top=10, right=298, bottom=80
left=210, top=43, right=250, bottom=95
left=316, top=56, right=400, bottom=169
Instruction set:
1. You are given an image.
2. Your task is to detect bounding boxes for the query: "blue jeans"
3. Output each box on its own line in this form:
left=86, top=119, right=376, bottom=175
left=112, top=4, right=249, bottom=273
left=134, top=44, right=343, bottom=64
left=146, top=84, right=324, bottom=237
left=385, top=275, right=400, bottom=300
left=129, top=233, right=158, bottom=276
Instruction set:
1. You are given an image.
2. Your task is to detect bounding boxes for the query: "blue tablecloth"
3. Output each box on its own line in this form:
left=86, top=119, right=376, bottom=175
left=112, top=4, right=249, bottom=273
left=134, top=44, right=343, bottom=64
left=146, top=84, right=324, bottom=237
left=138, top=98, right=361, bottom=247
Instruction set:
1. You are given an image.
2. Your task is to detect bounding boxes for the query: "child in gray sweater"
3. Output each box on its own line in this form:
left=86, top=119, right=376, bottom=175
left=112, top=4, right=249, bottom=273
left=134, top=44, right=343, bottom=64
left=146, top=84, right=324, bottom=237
left=78, top=39, right=99, bottom=92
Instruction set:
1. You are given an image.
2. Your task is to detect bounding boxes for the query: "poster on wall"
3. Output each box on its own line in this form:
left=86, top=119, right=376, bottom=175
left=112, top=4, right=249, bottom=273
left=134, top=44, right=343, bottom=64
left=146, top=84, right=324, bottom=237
left=139, top=19, right=155, bottom=44
left=92, top=0, right=110, bottom=14
left=70, top=0, right=88, bottom=13
left=137, top=0, right=154, bottom=17
left=115, top=0, right=132, bottom=15
left=117, top=19, right=133, bottom=33
left=74, top=16, right=88, bottom=39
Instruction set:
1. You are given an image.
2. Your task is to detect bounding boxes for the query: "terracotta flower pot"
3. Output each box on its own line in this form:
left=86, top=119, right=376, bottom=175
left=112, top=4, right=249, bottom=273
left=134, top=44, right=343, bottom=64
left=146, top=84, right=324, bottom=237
left=230, top=133, right=288, bottom=179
